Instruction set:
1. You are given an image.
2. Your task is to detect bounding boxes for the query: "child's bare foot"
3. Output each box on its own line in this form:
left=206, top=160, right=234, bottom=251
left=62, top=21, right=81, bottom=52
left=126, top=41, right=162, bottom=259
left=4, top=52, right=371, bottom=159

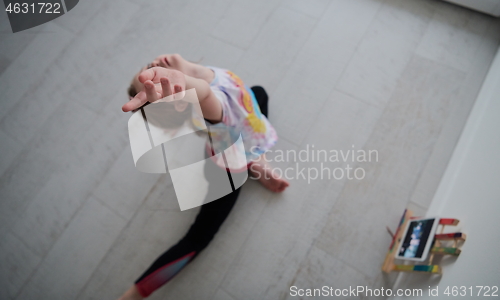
left=249, top=155, right=289, bottom=192
left=117, top=285, right=143, bottom=300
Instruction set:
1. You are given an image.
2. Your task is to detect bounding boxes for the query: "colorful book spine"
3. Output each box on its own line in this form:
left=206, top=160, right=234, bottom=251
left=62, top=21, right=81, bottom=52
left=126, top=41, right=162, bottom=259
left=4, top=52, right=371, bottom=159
left=439, top=218, right=459, bottom=225
left=435, top=232, right=466, bottom=240
left=394, top=264, right=441, bottom=273
left=431, top=247, right=461, bottom=255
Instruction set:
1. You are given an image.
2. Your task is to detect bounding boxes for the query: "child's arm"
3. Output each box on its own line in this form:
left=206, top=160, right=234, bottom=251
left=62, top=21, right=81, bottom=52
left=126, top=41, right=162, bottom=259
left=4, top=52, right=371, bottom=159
left=122, top=67, right=222, bottom=122
left=184, top=74, right=222, bottom=122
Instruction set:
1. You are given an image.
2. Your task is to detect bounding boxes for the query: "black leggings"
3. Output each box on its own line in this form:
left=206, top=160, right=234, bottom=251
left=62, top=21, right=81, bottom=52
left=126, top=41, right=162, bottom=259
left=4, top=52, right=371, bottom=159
left=134, top=86, right=269, bottom=298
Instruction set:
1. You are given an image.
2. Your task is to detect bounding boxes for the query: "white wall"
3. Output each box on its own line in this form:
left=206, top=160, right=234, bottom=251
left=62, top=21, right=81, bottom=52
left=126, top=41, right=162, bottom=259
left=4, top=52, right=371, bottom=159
left=390, top=46, right=500, bottom=299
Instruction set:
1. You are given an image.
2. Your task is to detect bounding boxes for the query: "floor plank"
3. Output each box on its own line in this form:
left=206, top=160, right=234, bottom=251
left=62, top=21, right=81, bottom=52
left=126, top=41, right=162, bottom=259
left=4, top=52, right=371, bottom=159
left=0, top=0, right=498, bottom=299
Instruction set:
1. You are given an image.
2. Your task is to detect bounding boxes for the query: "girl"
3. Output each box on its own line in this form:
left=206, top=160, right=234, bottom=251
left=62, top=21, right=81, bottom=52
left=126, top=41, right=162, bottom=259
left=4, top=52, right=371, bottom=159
left=119, top=54, right=289, bottom=299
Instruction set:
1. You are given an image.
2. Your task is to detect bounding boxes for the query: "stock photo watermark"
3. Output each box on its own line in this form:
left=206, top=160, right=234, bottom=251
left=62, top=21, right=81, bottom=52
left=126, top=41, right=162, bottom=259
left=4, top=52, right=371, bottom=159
left=289, top=285, right=499, bottom=297
left=249, top=144, right=379, bottom=183
left=4, top=0, right=80, bottom=32
left=290, top=285, right=423, bottom=297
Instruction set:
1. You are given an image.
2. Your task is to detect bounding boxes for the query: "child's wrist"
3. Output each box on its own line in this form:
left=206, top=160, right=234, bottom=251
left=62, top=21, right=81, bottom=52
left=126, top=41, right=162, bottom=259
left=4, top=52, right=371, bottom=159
left=185, top=75, right=210, bottom=102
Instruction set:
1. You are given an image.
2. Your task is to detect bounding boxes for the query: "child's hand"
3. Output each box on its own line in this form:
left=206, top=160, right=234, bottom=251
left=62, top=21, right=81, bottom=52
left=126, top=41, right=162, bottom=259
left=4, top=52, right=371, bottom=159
left=122, top=67, right=186, bottom=112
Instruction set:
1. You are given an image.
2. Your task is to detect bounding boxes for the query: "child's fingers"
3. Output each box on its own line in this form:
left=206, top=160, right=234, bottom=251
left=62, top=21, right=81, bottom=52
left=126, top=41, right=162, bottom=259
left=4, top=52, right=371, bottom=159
left=139, top=67, right=171, bottom=84
left=173, top=84, right=185, bottom=101
left=138, top=68, right=156, bottom=83
left=122, top=91, right=147, bottom=112
left=160, top=77, right=173, bottom=98
left=144, top=80, right=160, bottom=102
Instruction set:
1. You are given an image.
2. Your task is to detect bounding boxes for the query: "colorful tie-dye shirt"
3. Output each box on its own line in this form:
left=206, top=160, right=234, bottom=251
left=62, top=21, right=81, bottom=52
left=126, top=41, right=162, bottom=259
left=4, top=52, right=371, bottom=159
left=205, top=66, right=278, bottom=169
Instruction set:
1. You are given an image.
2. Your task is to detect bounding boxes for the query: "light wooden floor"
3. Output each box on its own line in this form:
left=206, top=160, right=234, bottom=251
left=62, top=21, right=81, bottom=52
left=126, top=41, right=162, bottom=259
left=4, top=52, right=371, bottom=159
left=0, top=0, right=499, bottom=299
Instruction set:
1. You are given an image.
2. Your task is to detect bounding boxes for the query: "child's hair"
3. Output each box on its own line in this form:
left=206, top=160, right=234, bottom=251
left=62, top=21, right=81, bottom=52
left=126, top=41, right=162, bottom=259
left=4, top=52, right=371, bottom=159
left=127, top=84, right=137, bottom=99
